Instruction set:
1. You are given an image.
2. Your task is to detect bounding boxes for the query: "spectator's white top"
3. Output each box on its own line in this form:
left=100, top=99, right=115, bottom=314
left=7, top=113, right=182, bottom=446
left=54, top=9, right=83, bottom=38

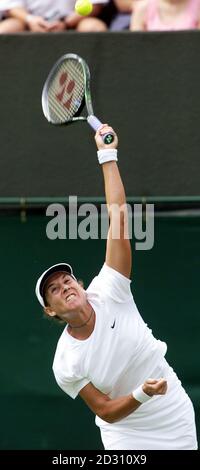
left=52, top=264, right=197, bottom=450
left=0, top=0, right=108, bottom=20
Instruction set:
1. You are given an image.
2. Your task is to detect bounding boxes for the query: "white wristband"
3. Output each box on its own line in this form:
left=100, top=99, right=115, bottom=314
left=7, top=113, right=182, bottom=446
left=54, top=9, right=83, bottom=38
left=97, top=149, right=118, bottom=165
left=132, top=385, right=152, bottom=404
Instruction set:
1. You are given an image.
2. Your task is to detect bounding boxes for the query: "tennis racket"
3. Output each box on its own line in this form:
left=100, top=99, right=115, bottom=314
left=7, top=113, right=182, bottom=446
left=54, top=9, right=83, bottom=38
left=41, top=53, right=114, bottom=145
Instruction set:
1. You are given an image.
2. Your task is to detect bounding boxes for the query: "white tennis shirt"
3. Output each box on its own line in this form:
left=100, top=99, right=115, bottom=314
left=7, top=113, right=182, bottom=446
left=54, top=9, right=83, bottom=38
left=0, top=0, right=109, bottom=19
left=53, top=263, right=167, bottom=398
left=53, top=264, right=197, bottom=450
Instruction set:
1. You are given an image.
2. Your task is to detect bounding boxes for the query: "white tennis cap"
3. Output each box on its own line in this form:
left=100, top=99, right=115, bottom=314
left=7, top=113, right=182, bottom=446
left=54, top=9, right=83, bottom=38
left=35, top=263, right=76, bottom=307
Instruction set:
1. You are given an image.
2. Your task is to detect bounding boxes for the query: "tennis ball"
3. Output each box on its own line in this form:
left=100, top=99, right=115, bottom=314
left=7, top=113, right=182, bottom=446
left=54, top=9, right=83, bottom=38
left=75, top=0, right=93, bottom=16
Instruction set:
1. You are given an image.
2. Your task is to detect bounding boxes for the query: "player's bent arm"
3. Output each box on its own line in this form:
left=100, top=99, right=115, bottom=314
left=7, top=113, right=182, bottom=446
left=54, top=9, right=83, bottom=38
left=79, top=379, right=167, bottom=424
left=130, top=0, right=147, bottom=31
left=79, top=382, right=141, bottom=423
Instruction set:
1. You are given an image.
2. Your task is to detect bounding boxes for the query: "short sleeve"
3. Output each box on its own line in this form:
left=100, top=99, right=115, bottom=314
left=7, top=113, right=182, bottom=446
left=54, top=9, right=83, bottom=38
left=53, top=366, right=90, bottom=400
left=52, top=332, right=90, bottom=400
left=87, top=263, right=132, bottom=303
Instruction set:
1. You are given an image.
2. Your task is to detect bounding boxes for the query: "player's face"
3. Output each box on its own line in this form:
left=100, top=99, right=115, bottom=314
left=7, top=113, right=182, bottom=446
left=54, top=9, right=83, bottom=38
left=43, top=272, right=86, bottom=317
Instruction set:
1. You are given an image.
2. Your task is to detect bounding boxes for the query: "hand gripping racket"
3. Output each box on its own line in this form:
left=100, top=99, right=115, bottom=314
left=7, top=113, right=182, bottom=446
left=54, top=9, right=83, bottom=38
left=41, top=53, right=114, bottom=145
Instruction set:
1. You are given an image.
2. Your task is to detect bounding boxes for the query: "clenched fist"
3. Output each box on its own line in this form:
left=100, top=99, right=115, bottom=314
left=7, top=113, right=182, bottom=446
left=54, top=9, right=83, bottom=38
left=143, top=378, right=167, bottom=397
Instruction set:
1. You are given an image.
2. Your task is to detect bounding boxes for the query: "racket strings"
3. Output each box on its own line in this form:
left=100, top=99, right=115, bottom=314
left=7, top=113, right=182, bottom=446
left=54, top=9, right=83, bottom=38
left=47, top=60, right=85, bottom=123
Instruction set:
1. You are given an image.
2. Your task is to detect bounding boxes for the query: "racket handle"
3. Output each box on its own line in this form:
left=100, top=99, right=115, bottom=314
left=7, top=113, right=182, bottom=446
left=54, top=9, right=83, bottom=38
left=87, top=115, right=114, bottom=145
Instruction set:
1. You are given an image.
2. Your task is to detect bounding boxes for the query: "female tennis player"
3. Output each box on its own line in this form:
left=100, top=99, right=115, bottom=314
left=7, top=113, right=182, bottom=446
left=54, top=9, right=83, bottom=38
left=35, top=125, right=197, bottom=450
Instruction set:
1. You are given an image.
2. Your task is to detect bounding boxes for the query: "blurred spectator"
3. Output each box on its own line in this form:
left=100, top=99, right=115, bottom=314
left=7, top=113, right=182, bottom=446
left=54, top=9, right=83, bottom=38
left=66, top=0, right=109, bottom=31
left=110, top=0, right=133, bottom=30
left=96, top=0, right=133, bottom=30
left=0, top=0, right=109, bottom=33
left=130, top=0, right=200, bottom=31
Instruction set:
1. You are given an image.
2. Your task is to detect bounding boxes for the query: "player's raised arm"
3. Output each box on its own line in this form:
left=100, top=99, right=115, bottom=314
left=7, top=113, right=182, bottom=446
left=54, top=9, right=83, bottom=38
left=95, top=125, right=132, bottom=279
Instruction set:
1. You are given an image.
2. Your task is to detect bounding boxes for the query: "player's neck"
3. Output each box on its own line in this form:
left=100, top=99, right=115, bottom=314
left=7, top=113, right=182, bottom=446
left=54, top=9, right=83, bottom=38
left=67, top=306, right=95, bottom=340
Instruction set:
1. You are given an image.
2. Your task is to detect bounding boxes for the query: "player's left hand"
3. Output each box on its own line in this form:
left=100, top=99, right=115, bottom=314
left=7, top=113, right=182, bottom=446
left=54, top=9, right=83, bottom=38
left=143, top=378, right=168, bottom=397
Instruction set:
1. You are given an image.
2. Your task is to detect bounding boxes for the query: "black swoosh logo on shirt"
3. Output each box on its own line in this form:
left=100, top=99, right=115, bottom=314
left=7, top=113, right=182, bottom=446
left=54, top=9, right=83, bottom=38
left=111, top=320, right=116, bottom=329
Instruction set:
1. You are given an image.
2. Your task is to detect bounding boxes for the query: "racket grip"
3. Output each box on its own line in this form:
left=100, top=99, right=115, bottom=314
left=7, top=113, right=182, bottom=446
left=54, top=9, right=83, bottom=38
left=87, top=115, right=114, bottom=145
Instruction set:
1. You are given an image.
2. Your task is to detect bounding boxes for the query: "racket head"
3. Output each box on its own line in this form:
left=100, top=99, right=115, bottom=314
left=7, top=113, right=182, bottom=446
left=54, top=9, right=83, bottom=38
left=42, top=53, right=93, bottom=125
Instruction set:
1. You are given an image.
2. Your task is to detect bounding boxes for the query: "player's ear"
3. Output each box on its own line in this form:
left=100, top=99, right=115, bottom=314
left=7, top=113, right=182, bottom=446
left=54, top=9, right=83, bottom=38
left=44, top=306, right=57, bottom=317
left=78, top=279, right=84, bottom=288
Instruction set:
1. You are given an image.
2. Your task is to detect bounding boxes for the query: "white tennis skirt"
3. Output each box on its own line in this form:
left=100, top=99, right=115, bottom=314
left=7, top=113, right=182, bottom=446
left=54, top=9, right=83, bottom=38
left=98, top=361, right=198, bottom=450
